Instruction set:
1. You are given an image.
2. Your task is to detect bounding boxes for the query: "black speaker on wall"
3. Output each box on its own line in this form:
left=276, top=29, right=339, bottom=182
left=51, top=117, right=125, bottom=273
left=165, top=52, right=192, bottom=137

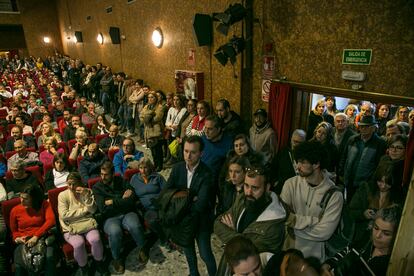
left=74, top=31, right=83, bottom=43
left=109, top=27, right=120, bottom=44
left=193, top=13, right=212, bottom=46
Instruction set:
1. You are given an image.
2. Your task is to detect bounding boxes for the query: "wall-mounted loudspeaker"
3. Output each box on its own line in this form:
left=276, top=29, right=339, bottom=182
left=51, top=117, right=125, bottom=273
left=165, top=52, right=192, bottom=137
left=109, top=27, right=120, bottom=44
left=74, top=31, right=83, bottom=43
left=193, top=13, right=212, bottom=46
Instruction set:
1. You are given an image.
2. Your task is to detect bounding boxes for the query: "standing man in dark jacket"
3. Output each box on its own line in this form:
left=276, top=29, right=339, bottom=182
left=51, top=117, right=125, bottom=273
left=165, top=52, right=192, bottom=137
left=165, top=136, right=217, bottom=276
left=215, top=99, right=244, bottom=137
left=92, top=161, right=145, bottom=274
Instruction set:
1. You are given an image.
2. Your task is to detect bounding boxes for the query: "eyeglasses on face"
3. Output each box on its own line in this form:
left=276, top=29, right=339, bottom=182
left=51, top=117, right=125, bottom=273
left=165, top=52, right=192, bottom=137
left=389, top=145, right=405, bottom=151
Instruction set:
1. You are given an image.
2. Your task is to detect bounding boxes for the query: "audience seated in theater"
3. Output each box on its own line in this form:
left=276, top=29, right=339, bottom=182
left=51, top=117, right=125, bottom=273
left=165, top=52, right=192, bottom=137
left=0, top=84, right=12, bottom=98
left=34, top=113, right=57, bottom=134
left=15, top=115, right=33, bottom=135
left=349, top=160, right=404, bottom=248
left=273, top=129, right=306, bottom=194
left=7, top=139, right=39, bottom=169
left=185, top=100, right=210, bottom=137
left=128, top=157, right=166, bottom=260
left=90, top=114, right=110, bottom=136
left=6, top=159, right=41, bottom=199
left=92, top=161, right=146, bottom=274
left=215, top=99, right=244, bottom=138
left=26, top=98, right=38, bottom=115
left=10, top=185, right=56, bottom=275
left=249, top=108, right=277, bottom=167
left=64, top=115, right=86, bottom=142
left=44, top=152, right=70, bottom=191
left=69, top=129, right=89, bottom=161
left=113, top=138, right=143, bottom=176
left=309, top=122, right=338, bottom=173
left=37, top=122, right=62, bottom=147
left=99, top=124, right=124, bottom=152
left=306, top=99, right=334, bottom=139
left=6, top=104, right=31, bottom=125
left=39, top=137, right=64, bottom=168
left=81, top=102, right=97, bottom=125
left=58, top=109, right=71, bottom=135
left=217, top=156, right=249, bottom=216
left=57, top=172, right=107, bottom=275
left=32, top=104, right=49, bottom=121
left=280, top=141, right=343, bottom=261
left=79, top=143, right=108, bottom=184
left=321, top=205, right=402, bottom=276
left=215, top=163, right=286, bottom=255
left=52, top=100, right=65, bottom=121
left=339, top=115, right=387, bottom=200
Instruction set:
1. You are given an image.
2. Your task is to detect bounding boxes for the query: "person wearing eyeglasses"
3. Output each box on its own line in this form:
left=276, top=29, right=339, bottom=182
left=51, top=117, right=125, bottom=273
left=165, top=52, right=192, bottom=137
left=214, top=163, right=287, bottom=260
left=280, top=140, right=343, bottom=262
left=112, top=138, right=143, bottom=176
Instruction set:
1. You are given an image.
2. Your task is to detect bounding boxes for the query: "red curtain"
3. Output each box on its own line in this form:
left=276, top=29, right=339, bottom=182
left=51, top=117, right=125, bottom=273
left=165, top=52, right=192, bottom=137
left=268, top=83, right=293, bottom=152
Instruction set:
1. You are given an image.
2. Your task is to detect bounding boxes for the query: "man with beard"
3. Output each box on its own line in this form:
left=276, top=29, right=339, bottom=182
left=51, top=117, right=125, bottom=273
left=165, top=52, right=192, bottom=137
left=249, top=108, right=277, bottom=167
left=281, top=140, right=343, bottom=262
left=214, top=164, right=286, bottom=254
left=215, top=99, right=244, bottom=137
left=79, top=143, right=108, bottom=184
left=92, top=161, right=145, bottom=274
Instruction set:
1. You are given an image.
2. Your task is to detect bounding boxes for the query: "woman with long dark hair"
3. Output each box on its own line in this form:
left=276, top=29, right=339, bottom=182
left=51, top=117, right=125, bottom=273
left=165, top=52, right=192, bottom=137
left=349, top=160, right=404, bottom=248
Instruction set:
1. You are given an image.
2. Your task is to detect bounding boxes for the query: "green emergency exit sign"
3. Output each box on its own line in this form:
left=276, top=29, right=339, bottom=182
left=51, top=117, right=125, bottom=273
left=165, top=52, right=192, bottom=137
left=342, top=49, right=372, bottom=65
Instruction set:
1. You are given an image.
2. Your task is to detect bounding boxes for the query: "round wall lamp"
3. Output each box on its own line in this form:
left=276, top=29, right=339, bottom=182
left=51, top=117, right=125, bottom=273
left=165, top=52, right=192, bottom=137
left=152, top=27, right=163, bottom=48
left=43, top=36, right=51, bottom=43
left=97, top=33, right=104, bottom=44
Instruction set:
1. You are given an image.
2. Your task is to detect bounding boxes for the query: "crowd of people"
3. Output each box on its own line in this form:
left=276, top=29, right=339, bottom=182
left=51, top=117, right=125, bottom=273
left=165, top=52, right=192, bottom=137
left=0, top=53, right=412, bottom=276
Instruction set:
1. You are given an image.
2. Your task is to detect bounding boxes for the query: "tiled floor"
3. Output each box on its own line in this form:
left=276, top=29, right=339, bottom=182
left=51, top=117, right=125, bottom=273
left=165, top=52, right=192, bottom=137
left=118, top=137, right=224, bottom=276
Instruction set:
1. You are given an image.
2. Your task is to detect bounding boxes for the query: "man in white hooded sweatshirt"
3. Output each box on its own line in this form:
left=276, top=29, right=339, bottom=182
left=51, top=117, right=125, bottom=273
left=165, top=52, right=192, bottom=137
left=281, top=140, right=343, bottom=262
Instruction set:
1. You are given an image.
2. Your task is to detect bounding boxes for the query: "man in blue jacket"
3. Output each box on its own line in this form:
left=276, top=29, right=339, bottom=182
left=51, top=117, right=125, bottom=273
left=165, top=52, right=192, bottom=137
left=165, top=136, right=217, bottom=276
left=112, top=138, right=143, bottom=176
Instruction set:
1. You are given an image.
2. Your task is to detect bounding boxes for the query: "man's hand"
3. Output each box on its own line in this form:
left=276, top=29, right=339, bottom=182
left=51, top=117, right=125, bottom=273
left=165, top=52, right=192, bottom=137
left=286, top=212, right=296, bottom=228
left=105, top=199, right=113, bottom=206
left=26, top=236, right=39, bottom=247
left=109, top=146, right=120, bottom=151
left=221, top=214, right=235, bottom=230
left=122, top=189, right=133, bottom=199
left=123, top=154, right=134, bottom=161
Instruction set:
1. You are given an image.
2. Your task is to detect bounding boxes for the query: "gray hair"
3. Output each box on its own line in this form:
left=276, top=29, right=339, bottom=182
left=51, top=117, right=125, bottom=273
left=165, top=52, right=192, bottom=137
left=334, top=112, right=348, bottom=120
left=375, top=205, right=402, bottom=227
left=292, top=129, right=306, bottom=139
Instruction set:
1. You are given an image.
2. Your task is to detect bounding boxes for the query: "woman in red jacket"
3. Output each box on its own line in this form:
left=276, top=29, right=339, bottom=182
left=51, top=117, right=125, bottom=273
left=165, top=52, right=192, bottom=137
left=10, top=185, right=56, bottom=275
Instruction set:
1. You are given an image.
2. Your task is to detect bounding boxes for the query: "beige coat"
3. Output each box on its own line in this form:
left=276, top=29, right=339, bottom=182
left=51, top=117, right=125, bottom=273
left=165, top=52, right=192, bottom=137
left=58, top=188, right=98, bottom=234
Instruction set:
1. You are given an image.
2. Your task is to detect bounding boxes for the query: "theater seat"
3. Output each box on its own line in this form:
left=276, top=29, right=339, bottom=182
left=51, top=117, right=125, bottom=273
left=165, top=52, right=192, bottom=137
left=124, top=168, right=140, bottom=182
left=108, top=148, right=119, bottom=162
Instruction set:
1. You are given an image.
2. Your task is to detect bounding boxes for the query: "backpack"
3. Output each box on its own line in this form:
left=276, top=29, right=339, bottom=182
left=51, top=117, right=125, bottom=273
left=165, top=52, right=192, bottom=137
left=320, top=186, right=355, bottom=258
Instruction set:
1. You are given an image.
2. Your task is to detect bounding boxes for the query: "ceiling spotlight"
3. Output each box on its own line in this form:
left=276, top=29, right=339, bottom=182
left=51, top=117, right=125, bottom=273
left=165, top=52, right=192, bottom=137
left=213, top=3, right=246, bottom=36
left=214, top=36, right=245, bottom=66
left=43, top=37, right=51, bottom=43
left=97, top=33, right=104, bottom=44
left=152, top=27, right=163, bottom=48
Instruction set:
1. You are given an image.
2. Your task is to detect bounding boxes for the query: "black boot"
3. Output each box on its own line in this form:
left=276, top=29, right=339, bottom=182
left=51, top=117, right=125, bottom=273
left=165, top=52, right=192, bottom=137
left=75, top=265, right=89, bottom=276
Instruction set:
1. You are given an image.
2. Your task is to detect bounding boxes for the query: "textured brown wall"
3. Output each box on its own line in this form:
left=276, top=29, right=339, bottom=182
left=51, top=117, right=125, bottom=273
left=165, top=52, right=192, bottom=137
left=260, top=0, right=414, bottom=99
left=56, top=0, right=243, bottom=113
left=0, top=13, right=21, bottom=25
left=17, top=0, right=62, bottom=57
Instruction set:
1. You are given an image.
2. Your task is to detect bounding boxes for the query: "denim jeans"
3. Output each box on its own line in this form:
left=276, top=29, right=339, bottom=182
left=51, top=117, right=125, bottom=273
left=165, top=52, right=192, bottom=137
left=183, top=230, right=217, bottom=276
left=103, top=212, right=145, bottom=260
left=101, top=92, right=110, bottom=114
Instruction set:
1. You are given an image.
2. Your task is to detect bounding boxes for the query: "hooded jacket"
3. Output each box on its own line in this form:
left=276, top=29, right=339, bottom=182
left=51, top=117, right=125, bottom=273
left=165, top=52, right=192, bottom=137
left=214, top=192, right=286, bottom=254
left=280, top=171, right=343, bottom=261
left=79, top=150, right=108, bottom=184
